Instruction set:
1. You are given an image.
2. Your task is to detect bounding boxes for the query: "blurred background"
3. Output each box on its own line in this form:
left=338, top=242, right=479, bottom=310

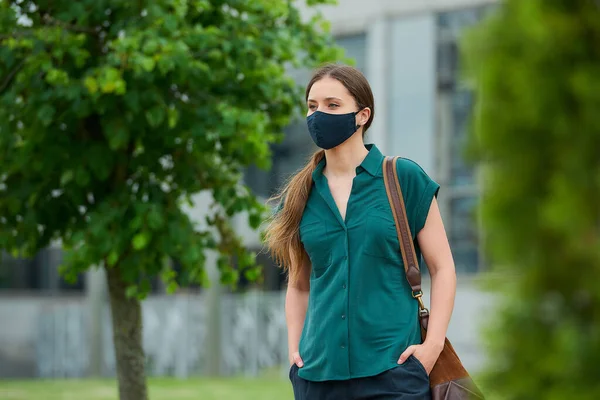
left=5, top=0, right=595, bottom=399
left=1, top=0, right=494, bottom=386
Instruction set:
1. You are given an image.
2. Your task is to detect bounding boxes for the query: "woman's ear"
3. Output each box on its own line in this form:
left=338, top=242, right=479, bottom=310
left=358, top=107, right=371, bottom=126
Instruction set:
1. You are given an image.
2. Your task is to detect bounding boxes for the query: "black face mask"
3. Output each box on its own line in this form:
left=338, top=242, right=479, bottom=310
left=306, top=110, right=361, bottom=150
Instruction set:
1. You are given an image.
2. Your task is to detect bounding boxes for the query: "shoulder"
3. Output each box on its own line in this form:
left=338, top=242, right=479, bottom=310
left=392, top=156, right=439, bottom=195
left=394, top=157, right=431, bottom=178
left=391, top=157, right=440, bottom=233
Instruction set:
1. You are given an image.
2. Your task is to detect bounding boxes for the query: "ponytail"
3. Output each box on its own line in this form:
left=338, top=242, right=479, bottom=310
left=263, top=149, right=325, bottom=285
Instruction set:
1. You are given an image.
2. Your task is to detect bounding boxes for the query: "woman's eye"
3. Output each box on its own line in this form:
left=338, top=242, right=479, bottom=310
left=329, top=103, right=339, bottom=108
left=308, top=104, right=316, bottom=110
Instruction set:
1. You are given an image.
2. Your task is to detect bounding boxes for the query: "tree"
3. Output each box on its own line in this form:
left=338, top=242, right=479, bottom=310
left=463, top=1, right=600, bottom=399
left=0, top=1, right=341, bottom=399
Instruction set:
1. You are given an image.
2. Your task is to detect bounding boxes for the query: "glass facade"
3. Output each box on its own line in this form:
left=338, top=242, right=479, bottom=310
left=436, top=6, right=495, bottom=273
left=449, top=89, right=475, bottom=187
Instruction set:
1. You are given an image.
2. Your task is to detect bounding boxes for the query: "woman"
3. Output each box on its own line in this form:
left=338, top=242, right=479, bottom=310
left=264, top=64, right=457, bottom=400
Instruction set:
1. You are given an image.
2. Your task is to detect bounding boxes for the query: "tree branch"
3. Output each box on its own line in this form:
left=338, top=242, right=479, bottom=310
left=0, top=31, right=34, bottom=40
left=0, top=59, right=26, bottom=94
left=41, top=13, right=98, bottom=34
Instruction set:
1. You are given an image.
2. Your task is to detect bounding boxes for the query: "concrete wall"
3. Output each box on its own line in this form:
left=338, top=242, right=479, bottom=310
left=0, top=279, right=494, bottom=378
left=0, top=294, right=81, bottom=377
left=425, top=277, right=496, bottom=372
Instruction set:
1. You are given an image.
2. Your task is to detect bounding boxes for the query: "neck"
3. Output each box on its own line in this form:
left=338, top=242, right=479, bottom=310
left=323, top=132, right=369, bottom=178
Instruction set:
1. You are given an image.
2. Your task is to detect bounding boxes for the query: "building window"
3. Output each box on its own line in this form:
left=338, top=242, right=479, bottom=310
left=436, top=6, right=495, bottom=274
left=0, top=248, right=85, bottom=292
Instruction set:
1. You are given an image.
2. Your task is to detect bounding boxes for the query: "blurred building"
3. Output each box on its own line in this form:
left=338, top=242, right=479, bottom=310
left=0, top=0, right=497, bottom=378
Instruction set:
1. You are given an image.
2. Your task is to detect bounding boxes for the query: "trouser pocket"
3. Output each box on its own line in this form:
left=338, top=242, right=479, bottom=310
left=289, top=364, right=304, bottom=400
left=388, top=361, right=431, bottom=399
left=409, top=355, right=429, bottom=377
left=289, top=364, right=296, bottom=382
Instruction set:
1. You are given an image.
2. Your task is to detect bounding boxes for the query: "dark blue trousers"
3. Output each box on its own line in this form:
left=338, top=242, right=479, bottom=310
left=289, top=356, right=431, bottom=400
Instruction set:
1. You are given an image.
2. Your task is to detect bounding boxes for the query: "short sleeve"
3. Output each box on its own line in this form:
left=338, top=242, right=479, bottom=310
left=395, top=158, right=440, bottom=237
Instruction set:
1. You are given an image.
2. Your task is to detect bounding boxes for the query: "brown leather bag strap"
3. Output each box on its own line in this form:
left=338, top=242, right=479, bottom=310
left=382, top=156, right=422, bottom=295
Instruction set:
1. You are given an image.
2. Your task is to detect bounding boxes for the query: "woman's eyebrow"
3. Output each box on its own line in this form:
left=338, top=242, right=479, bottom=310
left=307, top=96, right=343, bottom=102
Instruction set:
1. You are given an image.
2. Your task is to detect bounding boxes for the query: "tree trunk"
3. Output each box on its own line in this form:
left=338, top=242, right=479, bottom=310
left=105, top=266, right=148, bottom=400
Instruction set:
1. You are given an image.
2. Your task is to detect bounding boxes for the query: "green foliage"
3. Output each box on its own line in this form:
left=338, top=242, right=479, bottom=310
left=463, top=1, right=600, bottom=399
left=0, top=0, right=342, bottom=296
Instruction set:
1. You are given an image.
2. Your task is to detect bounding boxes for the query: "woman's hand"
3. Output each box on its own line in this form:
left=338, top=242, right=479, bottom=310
left=290, top=351, right=304, bottom=368
left=397, top=341, right=443, bottom=375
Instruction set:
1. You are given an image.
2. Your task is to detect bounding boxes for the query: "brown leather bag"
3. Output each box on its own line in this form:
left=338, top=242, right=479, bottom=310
left=382, top=156, right=485, bottom=399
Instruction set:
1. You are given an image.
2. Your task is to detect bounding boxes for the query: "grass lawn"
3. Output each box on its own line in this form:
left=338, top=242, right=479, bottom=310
left=0, top=377, right=294, bottom=400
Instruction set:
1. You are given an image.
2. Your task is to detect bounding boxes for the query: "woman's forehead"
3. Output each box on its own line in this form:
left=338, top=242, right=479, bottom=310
left=307, top=77, right=352, bottom=101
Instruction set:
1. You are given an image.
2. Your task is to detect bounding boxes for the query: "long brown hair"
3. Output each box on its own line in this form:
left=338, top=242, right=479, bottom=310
left=263, top=63, right=375, bottom=285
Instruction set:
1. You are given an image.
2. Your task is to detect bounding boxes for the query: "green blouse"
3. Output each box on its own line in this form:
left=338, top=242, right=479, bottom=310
left=296, top=144, right=440, bottom=382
